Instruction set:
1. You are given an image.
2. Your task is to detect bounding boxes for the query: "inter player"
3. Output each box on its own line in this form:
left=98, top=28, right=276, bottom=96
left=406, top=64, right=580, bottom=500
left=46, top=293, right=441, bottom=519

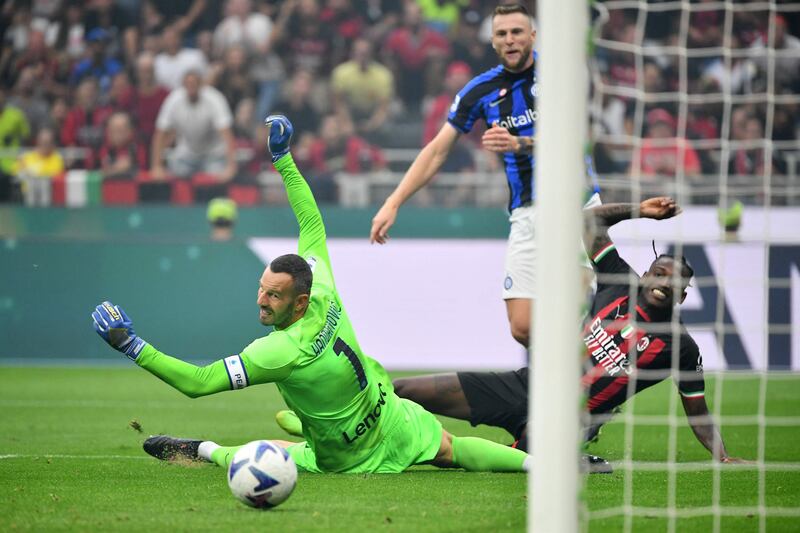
left=386, top=198, right=745, bottom=463
left=370, top=3, right=542, bottom=347
left=91, top=115, right=532, bottom=474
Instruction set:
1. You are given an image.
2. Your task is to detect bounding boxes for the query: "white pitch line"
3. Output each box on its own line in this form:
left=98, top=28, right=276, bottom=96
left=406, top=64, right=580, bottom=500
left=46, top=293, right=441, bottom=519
left=0, top=399, right=264, bottom=411
left=0, top=454, right=152, bottom=460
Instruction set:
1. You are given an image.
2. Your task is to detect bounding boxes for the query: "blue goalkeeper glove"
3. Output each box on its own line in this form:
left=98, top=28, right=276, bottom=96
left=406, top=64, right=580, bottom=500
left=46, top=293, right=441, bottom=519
left=264, top=115, right=294, bottom=163
left=92, top=301, right=147, bottom=361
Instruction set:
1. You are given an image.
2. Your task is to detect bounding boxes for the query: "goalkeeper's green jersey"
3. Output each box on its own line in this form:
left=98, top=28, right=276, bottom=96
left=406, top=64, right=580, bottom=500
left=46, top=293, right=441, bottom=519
left=135, top=155, right=409, bottom=473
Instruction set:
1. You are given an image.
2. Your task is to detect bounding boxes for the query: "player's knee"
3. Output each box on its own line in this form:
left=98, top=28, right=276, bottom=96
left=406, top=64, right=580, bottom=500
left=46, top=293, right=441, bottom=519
left=392, top=377, right=413, bottom=399
left=393, top=376, right=441, bottom=406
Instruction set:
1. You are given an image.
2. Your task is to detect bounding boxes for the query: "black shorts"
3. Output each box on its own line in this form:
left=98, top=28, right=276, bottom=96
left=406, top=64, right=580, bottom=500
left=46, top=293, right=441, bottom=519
left=457, top=367, right=529, bottom=439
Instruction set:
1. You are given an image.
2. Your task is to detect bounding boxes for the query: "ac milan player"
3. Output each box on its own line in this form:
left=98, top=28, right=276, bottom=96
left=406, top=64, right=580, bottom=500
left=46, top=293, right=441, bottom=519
left=579, top=197, right=742, bottom=466
left=383, top=197, right=745, bottom=466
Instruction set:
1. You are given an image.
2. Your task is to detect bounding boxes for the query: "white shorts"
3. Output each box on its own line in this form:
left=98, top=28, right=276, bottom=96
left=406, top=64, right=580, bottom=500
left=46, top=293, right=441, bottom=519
left=502, top=192, right=602, bottom=300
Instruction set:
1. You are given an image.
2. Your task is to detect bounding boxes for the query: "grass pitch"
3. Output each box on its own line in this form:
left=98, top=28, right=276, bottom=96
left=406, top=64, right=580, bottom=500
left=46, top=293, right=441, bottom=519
left=1, top=367, right=798, bottom=532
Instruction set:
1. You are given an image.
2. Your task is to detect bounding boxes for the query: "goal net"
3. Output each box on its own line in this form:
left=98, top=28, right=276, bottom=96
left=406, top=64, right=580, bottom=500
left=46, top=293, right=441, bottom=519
left=533, top=1, right=800, bottom=531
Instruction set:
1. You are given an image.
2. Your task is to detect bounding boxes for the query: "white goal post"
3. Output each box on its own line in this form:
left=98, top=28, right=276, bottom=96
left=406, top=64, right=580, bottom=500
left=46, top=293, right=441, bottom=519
left=530, top=0, right=800, bottom=531
left=529, top=0, right=588, bottom=531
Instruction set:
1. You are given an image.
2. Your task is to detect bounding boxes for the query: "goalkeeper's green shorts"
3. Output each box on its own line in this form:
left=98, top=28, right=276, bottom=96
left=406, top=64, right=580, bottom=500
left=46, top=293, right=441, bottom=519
left=287, top=398, right=443, bottom=474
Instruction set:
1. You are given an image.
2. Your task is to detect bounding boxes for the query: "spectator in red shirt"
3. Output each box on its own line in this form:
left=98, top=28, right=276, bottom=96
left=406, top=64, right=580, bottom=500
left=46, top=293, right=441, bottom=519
left=128, top=53, right=170, bottom=149
left=61, top=77, right=113, bottom=168
left=231, top=97, right=260, bottom=178
left=688, top=0, right=723, bottom=48
left=383, top=1, right=450, bottom=109
left=423, top=61, right=471, bottom=145
left=421, top=61, right=477, bottom=176
left=308, top=113, right=386, bottom=174
left=302, top=113, right=386, bottom=203
left=319, top=0, right=365, bottom=67
left=107, top=71, right=134, bottom=111
left=98, top=112, right=147, bottom=180
left=634, top=108, right=701, bottom=181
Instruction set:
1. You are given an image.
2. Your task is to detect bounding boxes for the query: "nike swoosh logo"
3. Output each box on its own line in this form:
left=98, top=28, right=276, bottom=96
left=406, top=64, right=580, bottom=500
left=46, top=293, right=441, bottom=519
left=489, top=97, right=507, bottom=108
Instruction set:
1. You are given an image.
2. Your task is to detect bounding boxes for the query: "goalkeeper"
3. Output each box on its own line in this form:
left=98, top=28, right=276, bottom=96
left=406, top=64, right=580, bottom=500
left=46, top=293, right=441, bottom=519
left=92, top=115, right=532, bottom=475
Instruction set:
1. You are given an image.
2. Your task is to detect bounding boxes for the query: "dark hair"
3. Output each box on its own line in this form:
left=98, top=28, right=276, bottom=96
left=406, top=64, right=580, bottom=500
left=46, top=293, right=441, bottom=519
left=493, top=4, right=530, bottom=19
left=654, top=254, right=694, bottom=283
left=270, top=254, right=312, bottom=296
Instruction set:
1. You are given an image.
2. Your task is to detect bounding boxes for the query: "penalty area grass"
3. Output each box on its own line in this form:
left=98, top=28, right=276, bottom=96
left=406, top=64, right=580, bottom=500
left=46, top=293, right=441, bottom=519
left=0, top=367, right=523, bottom=532
left=1, top=367, right=798, bottom=532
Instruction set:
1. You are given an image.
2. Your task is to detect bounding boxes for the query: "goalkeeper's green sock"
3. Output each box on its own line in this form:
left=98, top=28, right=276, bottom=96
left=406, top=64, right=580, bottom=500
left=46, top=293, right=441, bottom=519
left=451, top=436, right=532, bottom=472
left=198, top=441, right=241, bottom=468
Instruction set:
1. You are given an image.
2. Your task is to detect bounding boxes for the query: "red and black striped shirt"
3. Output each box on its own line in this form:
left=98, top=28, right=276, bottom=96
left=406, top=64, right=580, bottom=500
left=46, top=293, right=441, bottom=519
left=582, top=243, right=705, bottom=414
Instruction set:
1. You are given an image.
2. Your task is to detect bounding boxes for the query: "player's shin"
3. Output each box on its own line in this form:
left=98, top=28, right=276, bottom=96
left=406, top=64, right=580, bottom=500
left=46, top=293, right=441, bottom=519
left=451, top=436, right=532, bottom=472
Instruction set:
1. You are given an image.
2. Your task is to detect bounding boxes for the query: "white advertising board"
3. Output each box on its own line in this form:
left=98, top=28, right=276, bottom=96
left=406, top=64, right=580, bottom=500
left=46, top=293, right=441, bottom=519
left=248, top=207, right=800, bottom=371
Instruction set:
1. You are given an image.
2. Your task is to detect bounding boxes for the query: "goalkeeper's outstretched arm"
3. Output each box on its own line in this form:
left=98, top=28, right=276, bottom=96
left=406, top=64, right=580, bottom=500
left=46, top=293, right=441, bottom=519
left=265, top=115, right=329, bottom=262
left=134, top=345, right=231, bottom=398
left=92, top=301, right=292, bottom=398
left=91, top=301, right=230, bottom=397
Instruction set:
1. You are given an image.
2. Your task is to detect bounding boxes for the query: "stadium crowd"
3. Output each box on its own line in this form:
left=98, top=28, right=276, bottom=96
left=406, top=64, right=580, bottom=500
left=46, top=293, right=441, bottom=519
left=592, top=4, right=800, bottom=203
left=0, top=0, right=798, bottom=206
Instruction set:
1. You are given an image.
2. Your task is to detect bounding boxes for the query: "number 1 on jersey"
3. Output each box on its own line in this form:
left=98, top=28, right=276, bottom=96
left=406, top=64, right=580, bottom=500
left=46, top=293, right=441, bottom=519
left=333, top=337, right=368, bottom=390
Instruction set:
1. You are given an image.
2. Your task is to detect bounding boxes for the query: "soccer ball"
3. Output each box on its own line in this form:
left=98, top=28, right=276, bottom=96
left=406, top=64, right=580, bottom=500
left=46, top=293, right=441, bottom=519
left=227, top=440, right=297, bottom=509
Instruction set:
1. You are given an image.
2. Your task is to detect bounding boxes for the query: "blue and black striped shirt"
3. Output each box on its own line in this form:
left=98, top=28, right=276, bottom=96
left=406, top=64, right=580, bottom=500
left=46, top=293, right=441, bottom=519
left=448, top=53, right=537, bottom=211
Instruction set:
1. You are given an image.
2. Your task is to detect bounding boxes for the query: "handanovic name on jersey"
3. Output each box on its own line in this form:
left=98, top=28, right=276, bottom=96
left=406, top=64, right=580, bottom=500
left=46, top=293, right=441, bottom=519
left=311, top=301, right=342, bottom=356
left=447, top=54, right=536, bottom=211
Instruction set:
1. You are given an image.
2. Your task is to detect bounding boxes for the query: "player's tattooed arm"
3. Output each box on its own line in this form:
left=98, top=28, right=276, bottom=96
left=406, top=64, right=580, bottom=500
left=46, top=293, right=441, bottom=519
left=481, top=124, right=533, bottom=154
left=582, top=203, right=635, bottom=256
left=583, top=197, right=681, bottom=256
left=589, top=203, right=639, bottom=227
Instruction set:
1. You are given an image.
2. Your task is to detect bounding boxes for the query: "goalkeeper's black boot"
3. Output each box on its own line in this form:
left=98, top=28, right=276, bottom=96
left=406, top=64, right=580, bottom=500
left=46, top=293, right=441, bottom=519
left=582, top=454, right=613, bottom=474
left=143, top=435, right=203, bottom=462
